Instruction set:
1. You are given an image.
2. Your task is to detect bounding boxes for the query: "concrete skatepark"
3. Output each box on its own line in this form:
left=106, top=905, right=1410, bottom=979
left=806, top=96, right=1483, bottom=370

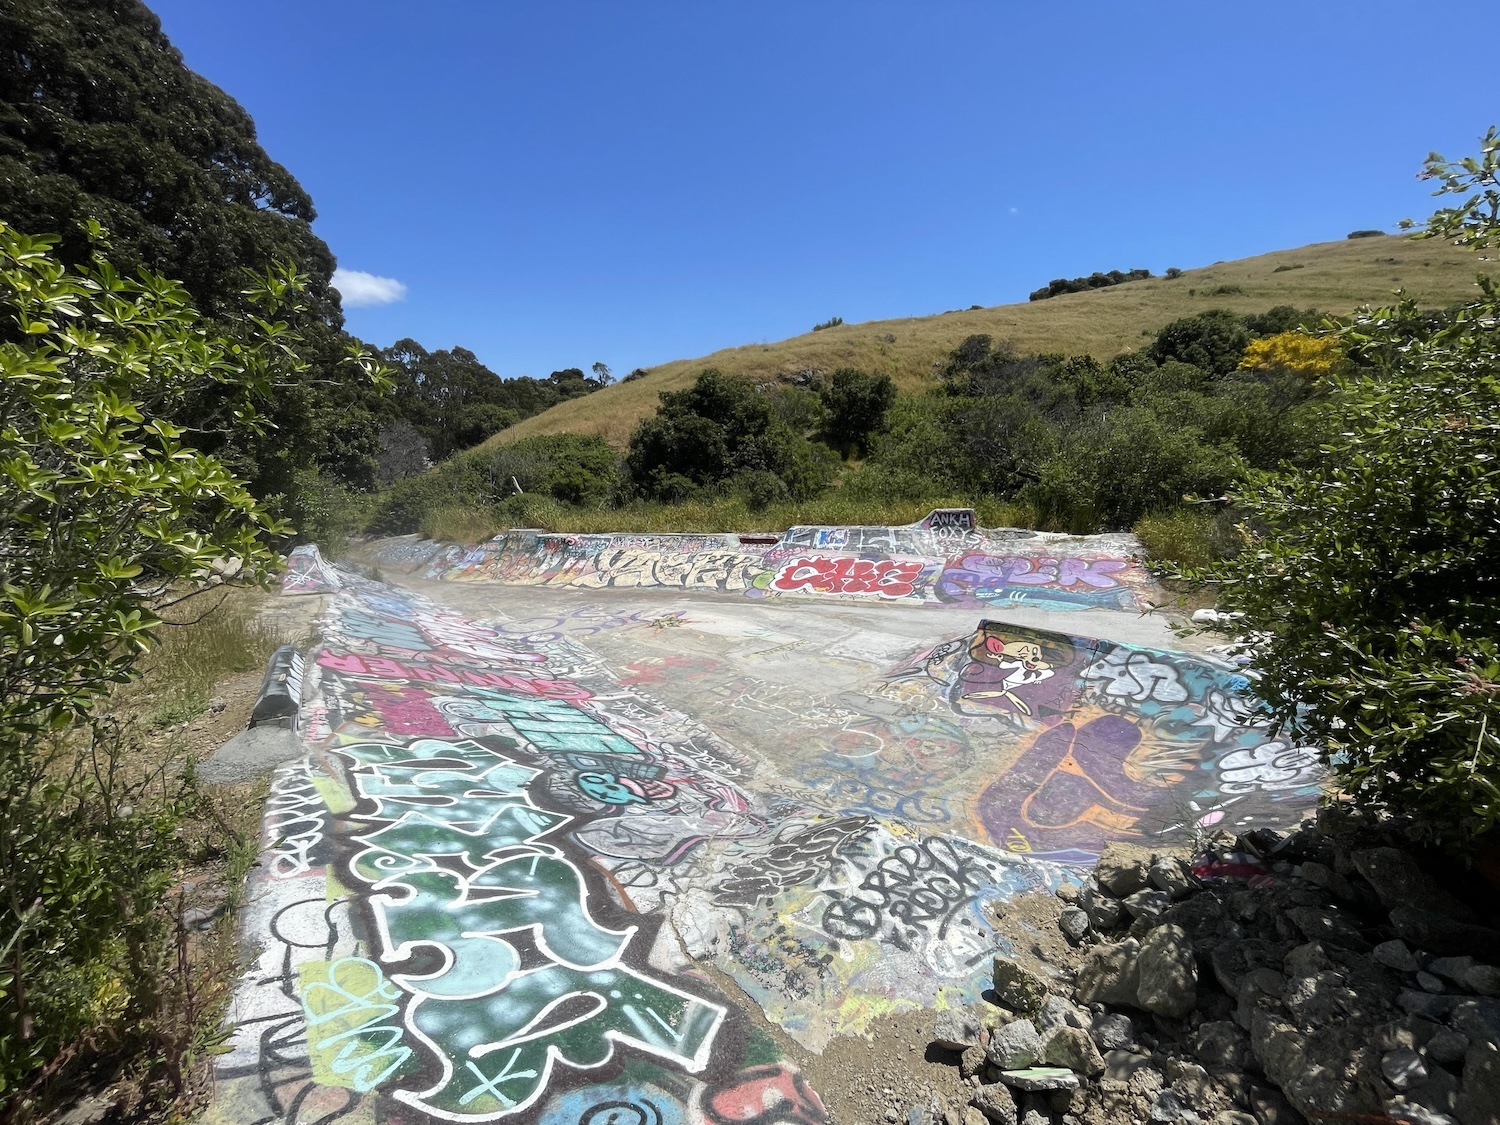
left=211, top=515, right=1323, bottom=1125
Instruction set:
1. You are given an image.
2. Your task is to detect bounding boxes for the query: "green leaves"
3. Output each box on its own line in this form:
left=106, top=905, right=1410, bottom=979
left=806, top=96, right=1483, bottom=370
left=1195, top=134, right=1500, bottom=848
left=0, top=219, right=305, bottom=732
left=1412, top=125, right=1500, bottom=254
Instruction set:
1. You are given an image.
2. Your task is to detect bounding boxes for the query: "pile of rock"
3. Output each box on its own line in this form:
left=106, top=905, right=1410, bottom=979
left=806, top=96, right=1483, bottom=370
left=929, top=817, right=1500, bottom=1125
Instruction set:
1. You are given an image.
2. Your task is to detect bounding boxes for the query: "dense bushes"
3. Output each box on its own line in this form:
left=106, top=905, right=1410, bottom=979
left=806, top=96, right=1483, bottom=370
left=1185, top=130, right=1500, bottom=849
left=845, top=309, right=1323, bottom=532
left=625, top=369, right=841, bottom=503
left=0, top=225, right=336, bottom=1102
left=366, top=434, right=622, bottom=535
left=1029, top=267, right=1153, bottom=301
left=367, top=306, right=1329, bottom=540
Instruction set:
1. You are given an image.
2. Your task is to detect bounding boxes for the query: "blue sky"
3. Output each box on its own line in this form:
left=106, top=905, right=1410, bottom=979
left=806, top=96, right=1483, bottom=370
left=149, top=1, right=1480, bottom=380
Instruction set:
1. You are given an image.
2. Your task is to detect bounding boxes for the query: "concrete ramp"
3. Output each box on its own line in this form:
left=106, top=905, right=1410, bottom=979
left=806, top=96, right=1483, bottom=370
left=366, top=510, right=1156, bottom=613
left=215, top=530, right=1323, bottom=1125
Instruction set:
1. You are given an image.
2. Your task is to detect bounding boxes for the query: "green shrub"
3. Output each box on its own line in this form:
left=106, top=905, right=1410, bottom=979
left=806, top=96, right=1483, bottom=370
left=1133, top=507, right=1239, bottom=568
left=733, top=470, right=791, bottom=511
left=1150, top=309, right=1252, bottom=374
left=365, top=461, right=484, bottom=536
left=476, top=433, right=621, bottom=507
left=276, top=468, right=371, bottom=558
left=0, top=224, right=367, bottom=1102
left=821, top=368, right=896, bottom=457
left=1198, top=130, right=1500, bottom=847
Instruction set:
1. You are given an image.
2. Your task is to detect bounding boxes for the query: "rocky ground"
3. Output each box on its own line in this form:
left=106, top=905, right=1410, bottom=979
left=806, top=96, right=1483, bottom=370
left=808, top=812, right=1500, bottom=1125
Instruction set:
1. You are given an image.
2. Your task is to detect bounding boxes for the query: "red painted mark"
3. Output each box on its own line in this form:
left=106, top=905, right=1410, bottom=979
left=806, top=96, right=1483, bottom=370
left=770, top=556, right=924, bottom=599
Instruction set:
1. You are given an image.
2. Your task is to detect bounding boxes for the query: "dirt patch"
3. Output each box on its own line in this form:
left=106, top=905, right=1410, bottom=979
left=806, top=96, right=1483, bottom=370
left=989, top=890, right=1087, bottom=991
left=803, top=1007, right=979, bottom=1125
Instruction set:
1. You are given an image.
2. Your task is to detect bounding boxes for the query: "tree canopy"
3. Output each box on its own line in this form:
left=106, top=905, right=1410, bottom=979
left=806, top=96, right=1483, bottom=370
left=0, top=0, right=339, bottom=324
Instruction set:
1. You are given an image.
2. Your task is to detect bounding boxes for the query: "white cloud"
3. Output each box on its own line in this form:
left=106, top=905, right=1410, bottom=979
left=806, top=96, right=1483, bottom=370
left=1009, top=207, right=1019, bottom=215
left=332, top=267, right=407, bottom=307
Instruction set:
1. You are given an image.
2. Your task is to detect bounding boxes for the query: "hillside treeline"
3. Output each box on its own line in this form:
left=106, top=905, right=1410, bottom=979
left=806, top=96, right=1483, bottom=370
left=1029, top=267, right=1154, bottom=301
left=365, top=305, right=1329, bottom=541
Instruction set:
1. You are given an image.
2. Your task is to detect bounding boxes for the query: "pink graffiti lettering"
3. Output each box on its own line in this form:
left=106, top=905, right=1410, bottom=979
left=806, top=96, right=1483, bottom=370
left=316, top=651, right=591, bottom=699
left=770, top=557, right=924, bottom=599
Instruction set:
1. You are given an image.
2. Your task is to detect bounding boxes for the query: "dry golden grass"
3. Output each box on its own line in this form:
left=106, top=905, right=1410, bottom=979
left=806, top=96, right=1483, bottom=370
left=479, top=234, right=1482, bottom=450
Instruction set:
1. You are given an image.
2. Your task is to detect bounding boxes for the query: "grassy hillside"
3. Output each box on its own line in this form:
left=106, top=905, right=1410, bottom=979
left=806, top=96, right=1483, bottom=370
left=480, top=234, right=1482, bottom=450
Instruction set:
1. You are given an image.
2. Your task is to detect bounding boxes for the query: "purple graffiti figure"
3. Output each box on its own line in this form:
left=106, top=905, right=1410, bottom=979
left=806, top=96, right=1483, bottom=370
left=958, top=630, right=1056, bottom=716
left=978, top=713, right=1159, bottom=862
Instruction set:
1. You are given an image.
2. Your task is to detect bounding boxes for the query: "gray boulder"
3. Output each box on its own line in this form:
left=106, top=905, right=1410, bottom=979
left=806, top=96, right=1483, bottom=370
left=1251, top=1008, right=1386, bottom=1118
left=1466, top=963, right=1500, bottom=996
left=1283, top=968, right=1358, bottom=1027
left=1015, top=1093, right=1049, bottom=1125
left=1149, top=855, right=1195, bottom=899
left=1350, top=847, right=1476, bottom=922
left=1427, top=956, right=1477, bottom=986
left=969, top=1083, right=1017, bottom=1125
left=987, top=1019, right=1043, bottom=1070
left=1096, top=842, right=1154, bottom=897
left=1454, top=1039, right=1500, bottom=1125
left=1122, top=888, right=1172, bottom=923
left=1286, top=905, right=1370, bottom=952
left=1057, top=905, right=1090, bottom=944
left=959, top=1045, right=987, bottom=1079
left=1078, top=882, right=1123, bottom=931
left=1147, top=1089, right=1199, bottom=1124
left=1426, top=1030, right=1470, bottom=1066
left=1137, top=923, right=1198, bottom=1019
left=992, top=957, right=1049, bottom=1011
left=1390, top=906, right=1500, bottom=960
left=1380, top=1046, right=1428, bottom=1090
left=1074, top=938, right=1141, bottom=1008
left=1039, top=1026, right=1104, bottom=1076
left=1036, top=994, right=1087, bottom=1032
left=1090, top=1011, right=1135, bottom=1052
left=934, top=1008, right=983, bottom=1051
left=1373, top=939, right=1420, bottom=973
left=996, top=1067, right=1080, bottom=1092
left=1192, top=1020, right=1252, bottom=1070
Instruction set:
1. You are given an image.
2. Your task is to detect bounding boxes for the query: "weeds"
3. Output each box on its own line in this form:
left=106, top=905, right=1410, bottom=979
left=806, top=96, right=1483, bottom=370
left=1133, top=507, right=1242, bottom=569
left=0, top=587, right=284, bottom=1121
left=133, top=587, right=285, bottom=730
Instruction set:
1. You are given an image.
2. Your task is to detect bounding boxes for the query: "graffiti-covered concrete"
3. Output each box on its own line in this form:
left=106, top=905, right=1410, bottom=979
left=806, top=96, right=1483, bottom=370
left=212, top=532, right=1322, bottom=1125
left=366, top=510, right=1157, bottom=615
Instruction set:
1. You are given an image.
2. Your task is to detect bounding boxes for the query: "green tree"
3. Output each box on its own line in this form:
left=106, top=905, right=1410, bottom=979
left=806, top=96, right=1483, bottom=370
left=820, top=367, right=895, bottom=457
left=627, top=369, right=829, bottom=501
left=0, top=222, right=385, bottom=1096
left=1149, top=309, right=1252, bottom=375
left=0, top=0, right=335, bottom=321
left=0, top=0, right=403, bottom=511
left=1202, top=130, right=1500, bottom=846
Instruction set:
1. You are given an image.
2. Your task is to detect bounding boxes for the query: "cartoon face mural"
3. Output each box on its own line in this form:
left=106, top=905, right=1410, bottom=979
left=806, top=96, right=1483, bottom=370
left=889, top=620, right=1324, bottom=864
left=576, top=769, right=676, bottom=806
left=958, top=627, right=1057, bottom=715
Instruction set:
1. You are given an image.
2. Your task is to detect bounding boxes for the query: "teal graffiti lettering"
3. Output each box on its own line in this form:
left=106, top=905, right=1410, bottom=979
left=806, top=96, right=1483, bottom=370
left=324, top=738, right=725, bottom=1120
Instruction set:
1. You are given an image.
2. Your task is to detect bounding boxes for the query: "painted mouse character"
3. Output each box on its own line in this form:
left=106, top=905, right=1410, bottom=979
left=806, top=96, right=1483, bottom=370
left=959, top=627, right=1056, bottom=715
